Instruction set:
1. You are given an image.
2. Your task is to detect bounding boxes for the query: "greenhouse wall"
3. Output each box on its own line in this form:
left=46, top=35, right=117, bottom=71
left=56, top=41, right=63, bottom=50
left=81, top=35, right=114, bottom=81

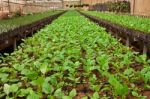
left=131, top=0, right=150, bottom=16
left=63, top=1, right=80, bottom=8
left=81, top=0, right=124, bottom=5
left=0, top=0, right=63, bottom=18
left=0, top=0, right=25, bottom=12
left=23, top=2, right=62, bottom=14
left=81, top=0, right=150, bottom=16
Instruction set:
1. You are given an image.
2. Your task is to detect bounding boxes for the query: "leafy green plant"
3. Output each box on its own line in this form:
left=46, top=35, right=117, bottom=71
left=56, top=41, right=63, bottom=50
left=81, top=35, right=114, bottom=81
left=96, top=54, right=110, bottom=71
left=0, top=11, right=149, bottom=99
left=90, top=92, right=100, bottom=99
left=140, top=66, right=150, bottom=84
left=82, top=11, right=150, bottom=33
left=54, top=88, right=64, bottom=98
left=136, top=54, right=147, bottom=64
left=62, top=89, right=77, bottom=99
left=108, top=75, right=129, bottom=97
left=0, top=10, right=61, bottom=34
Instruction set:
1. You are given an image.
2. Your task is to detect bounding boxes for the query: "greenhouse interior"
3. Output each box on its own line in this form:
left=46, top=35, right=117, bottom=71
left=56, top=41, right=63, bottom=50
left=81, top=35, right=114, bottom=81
left=0, top=0, right=150, bottom=99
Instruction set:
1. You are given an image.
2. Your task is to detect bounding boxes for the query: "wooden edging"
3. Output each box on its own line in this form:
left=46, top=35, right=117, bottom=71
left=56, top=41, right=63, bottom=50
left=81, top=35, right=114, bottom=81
left=0, top=11, right=66, bottom=53
left=79, top=11, right=150, bottom=55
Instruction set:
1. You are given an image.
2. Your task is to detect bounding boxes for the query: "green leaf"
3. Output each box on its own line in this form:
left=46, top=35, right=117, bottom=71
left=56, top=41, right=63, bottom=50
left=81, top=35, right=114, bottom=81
left=96, top=54, right=110, bottom=71
left=50, top=76, right=57, bottom=85
left=141, top=66, right=150, bottom=83
left=132, top=91, right=139, bottom=97
left=42, top=82, right=53, bottom=94
left=92, top=92, right=99, bottom=99
left=9, top=84, right=18, bottom=93
left=69, top=89, right=77, bottom=97
left=0, top=73, right=9, bottom=82
left=27, top=92, right=40, bottom=99
left=4, top=84, right=10, bottom=95
left=123, top=68, right=134, bottom=76
left=4, top=84, right=19, bottom=95
left=54, top=88, right=64, bottom=98
left=13, top=64, right=25, bottom=71
left=81, top=96, right=88, bottom=99
left=136, top=55, right=147, bottom=64
left=31, top=77, right=45, bottom=86
left=47, top=95, right=55, bottom=99
left=108, top=75, right=129, bottom=96
left=40, top=63, right=48, bottom=74
left=146, top=85, right=150, bottom=89
left=74, top=61, right=80, bottom=67
left=21, top=69, right=38, bottom=80
left=62, top=96, right=72, bottom=99
left=115, top=85, right=129, bottom=96
left=90, top=85, right=100, bottom=92
left=18, top=88, right=32, bottom=97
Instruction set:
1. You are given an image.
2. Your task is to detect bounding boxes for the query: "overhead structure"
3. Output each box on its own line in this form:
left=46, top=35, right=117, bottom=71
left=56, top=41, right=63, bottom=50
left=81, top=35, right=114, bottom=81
left=80, top=0, right=150, bottom=16
left=0, top=0, right=63, bottom=14
left=63, top=0, right=81, bottom=8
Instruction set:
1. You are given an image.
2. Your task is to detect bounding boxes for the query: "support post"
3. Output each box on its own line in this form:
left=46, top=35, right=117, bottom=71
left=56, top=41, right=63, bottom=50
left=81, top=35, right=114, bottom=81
left=8, top=0, right=10, bottom=13
left=131, top=0, right=135, bottom=15
left=143, top=42, right=147, bottom=54
left=134, top=37, right=137, bottom=41
left=31, top=30, right=33, bottom=36
left=24, top=34, right=26, bottom=38
left=115, top=33, right=118, bottom=39
left=5, top=40, right=9, bottom=44
left=13, top=38, right=16, bottom=50
left=126, top=36, right=130, bottom=46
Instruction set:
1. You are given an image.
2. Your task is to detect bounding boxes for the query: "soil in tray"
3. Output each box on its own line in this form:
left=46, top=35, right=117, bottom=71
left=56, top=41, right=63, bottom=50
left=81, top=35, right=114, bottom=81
left=142, top=90, right=150, bottom=99
left=75, top=92, right=88, bottom=99
left=130, top=62, right=143, bottom=71
left=75, top=83, right=93, bottom=98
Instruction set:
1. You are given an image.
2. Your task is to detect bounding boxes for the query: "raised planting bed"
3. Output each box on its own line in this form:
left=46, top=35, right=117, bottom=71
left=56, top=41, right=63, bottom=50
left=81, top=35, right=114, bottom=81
left=0, top=11, right=61, bottom=34
left=82, top=11, right=150, bottom=33
left=79, top=11, right=150, bottom=55
left=0, top=11, right=149, bottom=99
left=0, top=11, right=65, bottom=52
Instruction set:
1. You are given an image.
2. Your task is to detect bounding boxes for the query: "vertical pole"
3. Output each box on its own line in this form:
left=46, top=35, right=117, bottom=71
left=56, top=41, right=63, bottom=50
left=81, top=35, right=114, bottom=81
left=134, top=37, right=137, bottom=41
left=13, top=38, right=17, bottom=50
left=53, top=0, right=54, bottom=12
left=115, top=33, right=118, bottom=39
left=126, top=36, right=130, bottom=47
left=62, top=0, right=64, bottom=9
left=143, top=42, right=147, bottom=54
left=8, top=0, right=10, bottom=13
left=24, top=34, right=26, bottom=38
left=5, top=40, right=9, bottom=44
left=132, top=0, right=135, bottom=15
left=25, top=0, right=27, bottom=14
left=1, top=0, right=3, bottom=12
